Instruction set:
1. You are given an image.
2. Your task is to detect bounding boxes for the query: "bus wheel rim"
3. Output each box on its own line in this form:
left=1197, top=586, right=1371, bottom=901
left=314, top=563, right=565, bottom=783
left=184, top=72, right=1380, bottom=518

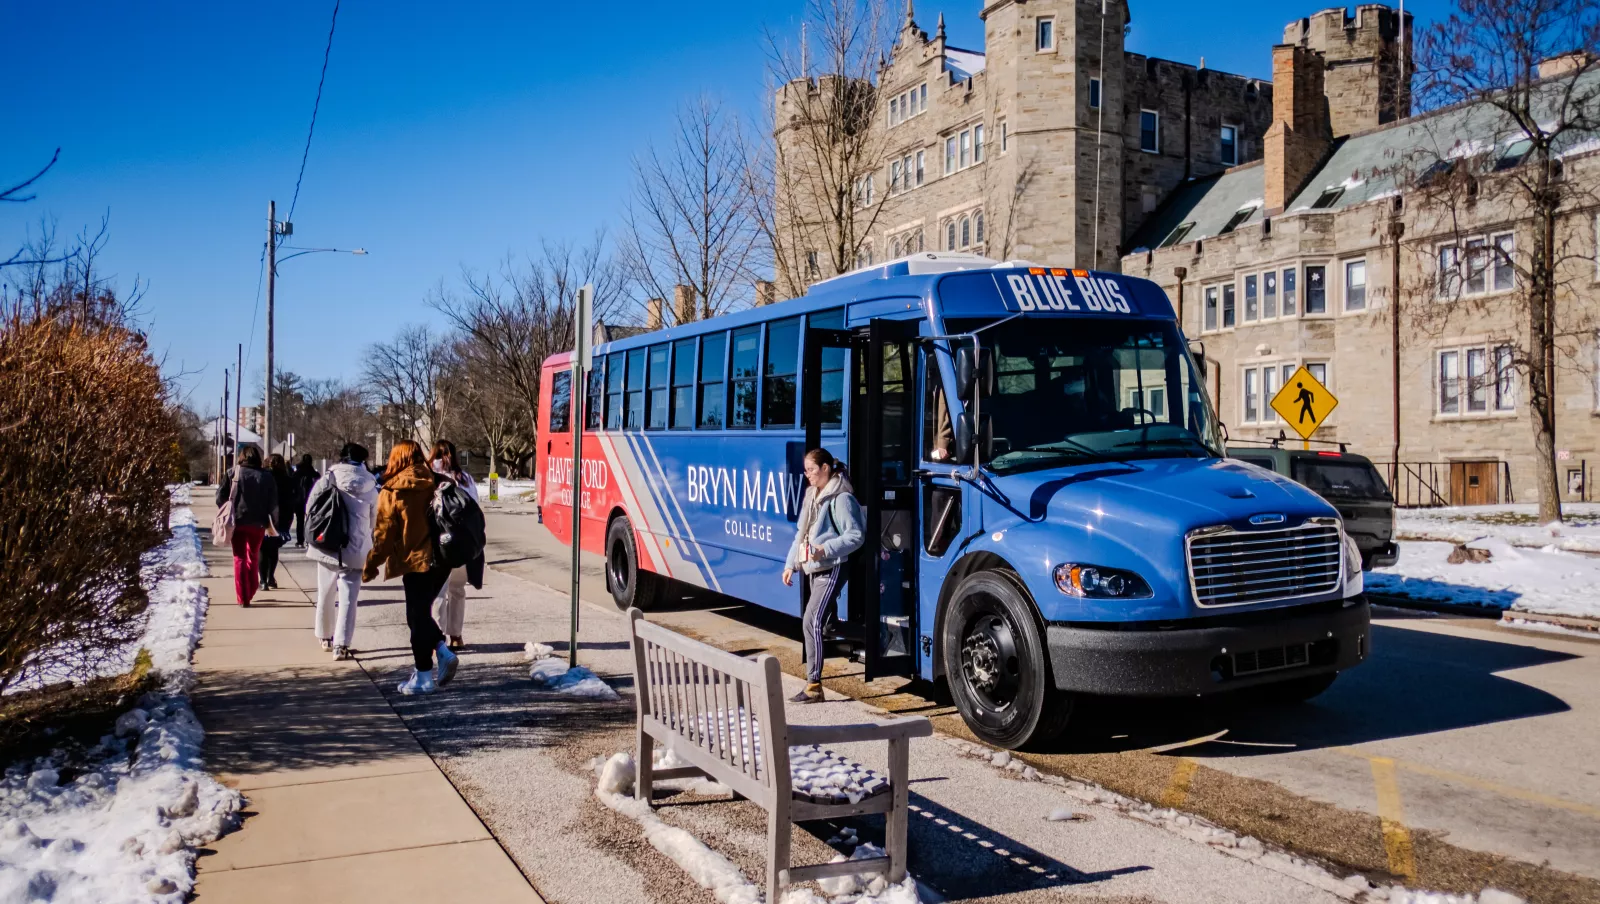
left=960, top=605, right=1021, bottom=715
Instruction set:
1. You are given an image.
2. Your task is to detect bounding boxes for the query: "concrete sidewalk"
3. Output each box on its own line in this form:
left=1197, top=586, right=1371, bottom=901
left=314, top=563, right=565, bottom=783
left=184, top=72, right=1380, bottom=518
left=187, top=500, right=542, bottom=903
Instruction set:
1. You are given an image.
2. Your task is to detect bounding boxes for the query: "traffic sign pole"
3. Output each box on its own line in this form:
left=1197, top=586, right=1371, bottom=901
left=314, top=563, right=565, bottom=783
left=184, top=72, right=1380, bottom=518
left=569, top=284, right=592, bottom=669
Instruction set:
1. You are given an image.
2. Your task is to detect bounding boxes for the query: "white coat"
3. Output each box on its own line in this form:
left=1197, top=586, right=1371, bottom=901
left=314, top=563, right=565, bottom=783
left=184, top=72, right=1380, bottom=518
left=304, top=462, right=379, bottom=570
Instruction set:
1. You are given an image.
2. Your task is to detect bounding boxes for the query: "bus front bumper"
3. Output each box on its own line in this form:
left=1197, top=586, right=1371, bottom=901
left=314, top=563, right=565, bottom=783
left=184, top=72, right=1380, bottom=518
left=1045, top=598, right=1370, bottom=697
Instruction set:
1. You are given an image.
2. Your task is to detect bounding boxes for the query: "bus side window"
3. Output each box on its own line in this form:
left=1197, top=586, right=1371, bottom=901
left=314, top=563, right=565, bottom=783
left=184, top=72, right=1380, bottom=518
left=922, top=345, right=953, bottom=462
left=670, top=338, right=695, bottom=430
left=625, top=348, right=646, bottom=430
left=646, top=344, right=670, bottom=430
left=549, top=371, right=573, bottom=434
left=730, top=326, right=760, bottom=428
left=880, top=341, right=913, bottom=482
left=809, top=308, right=846, bottom=430
left=763, top=316, right=801, bottom=429
left=605, top=352, right=624, bottom=431
left=698, top=332, right=727, bottom=428
left=585, top=359, right=604, bottom=431
left=924, top=485, right=961, bottom=556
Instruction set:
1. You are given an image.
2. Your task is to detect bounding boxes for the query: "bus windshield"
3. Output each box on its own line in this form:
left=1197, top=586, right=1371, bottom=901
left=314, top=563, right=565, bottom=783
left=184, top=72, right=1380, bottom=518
left=946, top=317, right=1222, bottom=473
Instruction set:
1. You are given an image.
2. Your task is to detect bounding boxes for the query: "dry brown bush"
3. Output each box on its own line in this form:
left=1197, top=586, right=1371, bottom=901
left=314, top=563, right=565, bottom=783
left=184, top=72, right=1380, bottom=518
left=0, top=315, right=177, bottom=693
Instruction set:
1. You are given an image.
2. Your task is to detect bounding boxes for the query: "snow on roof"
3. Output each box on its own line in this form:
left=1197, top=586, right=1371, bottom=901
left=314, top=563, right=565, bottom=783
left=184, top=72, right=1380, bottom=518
left=943, top=46, right=985, bottom=81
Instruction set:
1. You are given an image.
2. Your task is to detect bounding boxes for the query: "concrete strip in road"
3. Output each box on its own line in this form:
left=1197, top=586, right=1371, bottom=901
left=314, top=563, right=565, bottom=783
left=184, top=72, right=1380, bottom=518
left=187, top=503, right=542, bottom=904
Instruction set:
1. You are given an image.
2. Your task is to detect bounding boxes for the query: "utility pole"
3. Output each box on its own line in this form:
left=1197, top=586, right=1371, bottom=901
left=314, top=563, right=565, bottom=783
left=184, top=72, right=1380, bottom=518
left=265, top=200, right=277, bottom=456
left=235, top=343, right=243, bottom=456
left=569, top=285, right=592, bottom=669
left=222, top=369, right=231, bottom=474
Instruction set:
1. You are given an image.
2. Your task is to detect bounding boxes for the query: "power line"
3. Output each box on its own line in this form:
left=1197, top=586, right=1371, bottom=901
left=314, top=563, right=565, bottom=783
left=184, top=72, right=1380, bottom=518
left=286, top=0, right=342, bottom=226
left=242, top=241, right=266, bottom=388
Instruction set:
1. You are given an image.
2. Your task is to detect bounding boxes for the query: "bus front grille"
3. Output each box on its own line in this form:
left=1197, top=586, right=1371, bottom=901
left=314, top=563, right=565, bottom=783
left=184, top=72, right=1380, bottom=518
left=1186, top=521, right=1342, bottom=608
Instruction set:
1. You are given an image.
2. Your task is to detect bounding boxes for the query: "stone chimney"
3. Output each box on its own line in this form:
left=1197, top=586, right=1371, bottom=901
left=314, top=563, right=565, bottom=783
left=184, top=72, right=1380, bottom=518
left=645, top=297, right=664, bottom=330
left=1264, top=44, right=1331, bottom=216
left=754, top=280, right=776, bottom=307
left=1539, top=50, right=1596, bottom=81
left=672, top=284, right=696, bottom=325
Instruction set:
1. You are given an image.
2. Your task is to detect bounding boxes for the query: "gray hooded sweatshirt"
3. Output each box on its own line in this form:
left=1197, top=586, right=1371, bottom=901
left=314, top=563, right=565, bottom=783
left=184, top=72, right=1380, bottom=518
left=303, top=462, right=380, bottom=570
left=784, top=474, right=866, bottom=575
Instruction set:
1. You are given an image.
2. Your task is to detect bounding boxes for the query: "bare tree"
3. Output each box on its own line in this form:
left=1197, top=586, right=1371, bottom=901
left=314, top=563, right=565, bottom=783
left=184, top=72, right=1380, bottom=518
left=1, top=216, right=144, bottom=327
left=1398, top=0, right=1600, bottom=522
left=622, top=97, right=766, bottom=325
left=361, top=324, right=451, bottom=450
left=1, top=149, right=69, bottom=271
left=753, top=0, right=895, bottom=297
left=441, top=337, right=531, bottom=477
left=429, top=234, right=625, bottom=451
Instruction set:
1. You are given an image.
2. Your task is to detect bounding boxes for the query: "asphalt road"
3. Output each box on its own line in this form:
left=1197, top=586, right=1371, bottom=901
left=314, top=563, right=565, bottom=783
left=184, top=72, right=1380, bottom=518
left=477, top=490, right=1600, bottom=903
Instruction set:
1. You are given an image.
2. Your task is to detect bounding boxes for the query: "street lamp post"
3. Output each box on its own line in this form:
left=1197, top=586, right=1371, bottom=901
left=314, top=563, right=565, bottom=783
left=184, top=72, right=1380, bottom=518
left=261, top=196, right=366, bottom=454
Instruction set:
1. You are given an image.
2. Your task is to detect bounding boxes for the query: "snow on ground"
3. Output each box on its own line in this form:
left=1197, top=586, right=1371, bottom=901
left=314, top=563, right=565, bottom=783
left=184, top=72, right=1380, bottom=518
left=1370, top=537, right=1600, bottom=620
left=1397, top=504, right=1600, bottom=554
left=528, top=654, right=621, bottom=700
left=593, top=752, right=919, bottom=904
left=0, top=488, right=243, bottom=904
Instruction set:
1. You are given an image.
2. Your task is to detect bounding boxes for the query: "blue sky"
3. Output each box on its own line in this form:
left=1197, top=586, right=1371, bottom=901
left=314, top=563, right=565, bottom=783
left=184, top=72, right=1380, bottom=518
left=1, top=1, right=1448, bottom=414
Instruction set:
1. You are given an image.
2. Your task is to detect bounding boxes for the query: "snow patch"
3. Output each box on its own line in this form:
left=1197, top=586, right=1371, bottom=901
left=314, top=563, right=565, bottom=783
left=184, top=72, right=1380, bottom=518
left=523, top=641, right=554, bottom=661
left=528, top=656, right=620, bottom=700
left=1369, top=537, right=1600, bottom=619
left=0, top=491, right=242, bottom=903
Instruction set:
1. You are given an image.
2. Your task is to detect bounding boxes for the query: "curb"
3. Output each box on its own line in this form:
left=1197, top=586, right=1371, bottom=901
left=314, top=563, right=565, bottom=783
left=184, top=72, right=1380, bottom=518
left=1365, top=592, right=1503, bottom=619
left=1498, top=609, right=1600, bottom=636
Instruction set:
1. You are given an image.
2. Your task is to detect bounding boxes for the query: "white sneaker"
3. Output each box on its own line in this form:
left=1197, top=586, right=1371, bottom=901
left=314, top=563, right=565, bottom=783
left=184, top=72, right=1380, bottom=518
left=319, top=639, right=333, bottom=653
left=434, top=642, right=459, bottom=686
left=398, top=669, right=436, bottom=695
left=333, top=646, right=353, bottom=661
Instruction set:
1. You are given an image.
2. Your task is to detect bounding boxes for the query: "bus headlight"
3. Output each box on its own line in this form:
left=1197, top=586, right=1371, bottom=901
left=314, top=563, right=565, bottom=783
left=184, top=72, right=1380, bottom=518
left=1342, top=533, right=1364, bottom=596
left=1054, top=563, right=1153, bottom=599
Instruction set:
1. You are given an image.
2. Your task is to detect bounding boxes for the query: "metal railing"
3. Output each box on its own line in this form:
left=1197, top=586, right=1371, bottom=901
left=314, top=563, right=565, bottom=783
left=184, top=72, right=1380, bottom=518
left=1375, top=461, right=1515, bottom=508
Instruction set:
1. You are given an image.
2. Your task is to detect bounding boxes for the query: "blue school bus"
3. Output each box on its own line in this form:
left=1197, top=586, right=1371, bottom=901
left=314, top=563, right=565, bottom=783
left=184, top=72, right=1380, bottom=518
left=538, top=253, right=1369, bottom=748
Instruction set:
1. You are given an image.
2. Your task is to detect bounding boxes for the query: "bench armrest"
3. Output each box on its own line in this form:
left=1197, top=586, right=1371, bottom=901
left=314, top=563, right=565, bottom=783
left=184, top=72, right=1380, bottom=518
left=788, top=717, right=933, bottom=746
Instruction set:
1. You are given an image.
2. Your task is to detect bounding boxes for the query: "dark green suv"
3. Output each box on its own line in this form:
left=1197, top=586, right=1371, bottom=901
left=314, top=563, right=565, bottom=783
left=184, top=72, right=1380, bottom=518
left=1226, top=444, right=1399, bottom=570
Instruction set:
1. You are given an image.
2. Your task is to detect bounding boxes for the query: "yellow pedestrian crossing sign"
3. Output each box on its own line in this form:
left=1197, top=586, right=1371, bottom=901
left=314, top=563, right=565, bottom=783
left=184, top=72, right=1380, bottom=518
left=1270, top=366, right=1338, bottom=440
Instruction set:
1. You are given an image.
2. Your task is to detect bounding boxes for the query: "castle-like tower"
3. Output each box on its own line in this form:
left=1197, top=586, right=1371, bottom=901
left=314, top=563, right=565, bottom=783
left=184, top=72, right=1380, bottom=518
left=1285, top=4, right=1414, bottom=137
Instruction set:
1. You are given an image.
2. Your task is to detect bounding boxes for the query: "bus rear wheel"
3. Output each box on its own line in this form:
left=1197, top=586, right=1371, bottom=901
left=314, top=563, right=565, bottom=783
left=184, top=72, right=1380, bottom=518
left=942, top=571, right=1072, bottom=750
left=606, top=516, right=660, bottom=612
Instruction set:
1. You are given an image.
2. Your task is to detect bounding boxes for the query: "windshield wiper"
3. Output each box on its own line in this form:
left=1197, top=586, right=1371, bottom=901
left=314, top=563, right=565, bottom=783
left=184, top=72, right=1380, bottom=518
left=1104, top=435, right=1214, bottom=454
left=1021, top=438, right=1114, bottom=460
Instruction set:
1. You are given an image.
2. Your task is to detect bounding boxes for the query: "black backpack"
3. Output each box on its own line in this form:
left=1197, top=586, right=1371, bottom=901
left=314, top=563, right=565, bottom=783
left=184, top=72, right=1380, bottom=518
left=306, top=478, right=350, bottom=562
left=431, top=477, right=486, bottom=569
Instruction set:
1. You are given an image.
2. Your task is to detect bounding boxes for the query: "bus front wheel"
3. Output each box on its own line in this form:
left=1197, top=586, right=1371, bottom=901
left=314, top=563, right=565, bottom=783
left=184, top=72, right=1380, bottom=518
left=942, top=571, right=1072, bottom=750
left=606, top=516, right=660, bottom=612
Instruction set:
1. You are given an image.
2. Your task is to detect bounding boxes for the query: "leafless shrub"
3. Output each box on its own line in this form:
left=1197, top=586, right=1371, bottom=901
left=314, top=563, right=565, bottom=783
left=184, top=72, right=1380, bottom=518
left=0, top=312, right=178, bottom=693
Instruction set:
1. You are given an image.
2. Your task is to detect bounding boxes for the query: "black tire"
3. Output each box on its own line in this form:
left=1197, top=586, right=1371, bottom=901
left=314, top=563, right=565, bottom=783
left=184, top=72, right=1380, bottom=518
left=942, top=571, right=1072, bottom=750
left=606, top=516, right=660, bottom=612
left=1256, top=672, right=1338, bottom=705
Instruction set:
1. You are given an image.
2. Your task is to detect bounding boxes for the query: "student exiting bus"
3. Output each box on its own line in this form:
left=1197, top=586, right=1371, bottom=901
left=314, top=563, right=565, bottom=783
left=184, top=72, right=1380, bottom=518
left=782, top=448, right=864, bottom=704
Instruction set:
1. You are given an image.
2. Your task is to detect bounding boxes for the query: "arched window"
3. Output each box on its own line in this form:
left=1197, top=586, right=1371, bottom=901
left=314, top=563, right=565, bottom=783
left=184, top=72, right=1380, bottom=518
left=946, top=221, right=956, bottom=250
left=975, top=212, right=985, bottom=244
left=891, top=239, right=902, bottom=258
left=960, top=216, right=971, bottom=248
left=917, top=231, right=925, bottom=252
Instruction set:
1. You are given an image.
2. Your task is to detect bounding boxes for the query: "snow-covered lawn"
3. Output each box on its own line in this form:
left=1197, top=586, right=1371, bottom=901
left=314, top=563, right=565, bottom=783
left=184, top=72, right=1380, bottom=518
left=1369, top=537, right=1600, bottom=620
left=0, top=488, right=242, bottom=904
left=1397, top=504, right=1600, bottom=554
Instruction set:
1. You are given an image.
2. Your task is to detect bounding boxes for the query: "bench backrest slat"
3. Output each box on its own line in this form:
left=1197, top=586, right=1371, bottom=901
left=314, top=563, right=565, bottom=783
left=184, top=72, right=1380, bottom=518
left=629, top=610, right=788, bottom=802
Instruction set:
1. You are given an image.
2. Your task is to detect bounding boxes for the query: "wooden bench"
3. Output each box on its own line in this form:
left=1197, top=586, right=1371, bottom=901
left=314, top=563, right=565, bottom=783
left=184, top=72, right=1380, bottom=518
left=627, top=609, right=932, bottom=901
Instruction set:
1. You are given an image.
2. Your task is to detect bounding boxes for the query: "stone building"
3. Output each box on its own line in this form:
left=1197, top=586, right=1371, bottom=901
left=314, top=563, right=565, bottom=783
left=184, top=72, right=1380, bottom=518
left=1123, top=35, right=1600, bottom=508
left=774, top=0, right=1280, bottom=279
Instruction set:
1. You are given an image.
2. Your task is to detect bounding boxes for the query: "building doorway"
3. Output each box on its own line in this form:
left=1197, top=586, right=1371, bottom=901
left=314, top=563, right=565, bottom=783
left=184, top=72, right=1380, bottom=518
left=1449, top=461, right=1501, bottom=506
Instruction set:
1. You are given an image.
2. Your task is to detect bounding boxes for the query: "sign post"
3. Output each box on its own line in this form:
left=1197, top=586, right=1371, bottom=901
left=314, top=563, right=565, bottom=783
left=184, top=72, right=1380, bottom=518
left=488, top=472, right=499, bottom=502
left=569, top=284, right=593, bottom=668
left=1269, top=366, right=1339, bottom=446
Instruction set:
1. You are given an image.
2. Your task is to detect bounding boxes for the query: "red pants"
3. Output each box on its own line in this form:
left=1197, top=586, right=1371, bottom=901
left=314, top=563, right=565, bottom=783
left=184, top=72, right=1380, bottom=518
left=232, top=524, right=267, bottom=605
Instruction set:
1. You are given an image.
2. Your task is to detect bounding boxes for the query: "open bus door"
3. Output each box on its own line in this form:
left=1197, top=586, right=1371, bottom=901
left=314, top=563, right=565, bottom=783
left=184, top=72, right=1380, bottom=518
left=804, top=318, right=921, bottom=682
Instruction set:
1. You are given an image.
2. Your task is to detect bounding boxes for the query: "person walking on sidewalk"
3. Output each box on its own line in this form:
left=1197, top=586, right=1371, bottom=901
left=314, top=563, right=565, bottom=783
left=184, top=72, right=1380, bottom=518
left=259, top=453, right=296, bottom=591
left=291, top=453, right=321, bottom=547
left=306, top=442, right=378, bottom=660
left=216, top=445, right=278, bottom=607
left=364, top=440, right=460, bottom=696
left=429, top=439, right=482, bottom=651
left=781, top=448, right=864, bottom=704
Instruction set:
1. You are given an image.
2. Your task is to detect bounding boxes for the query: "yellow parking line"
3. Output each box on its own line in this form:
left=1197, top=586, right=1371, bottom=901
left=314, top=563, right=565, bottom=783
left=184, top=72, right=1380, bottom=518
left=1370, top=757, right=1418, bottom=883
left=1334, top=747, right=1600, bottom=819
left=1159, top=758, right=1200, bottom=809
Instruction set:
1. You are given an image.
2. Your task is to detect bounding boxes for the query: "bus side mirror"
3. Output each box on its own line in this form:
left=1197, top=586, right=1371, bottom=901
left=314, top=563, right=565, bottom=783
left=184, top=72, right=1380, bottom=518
left=954, top=410, right=974, bottom=462
left=954, top=345, right=992, bottom=402
left=953, top=411, right=992, bottom=463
